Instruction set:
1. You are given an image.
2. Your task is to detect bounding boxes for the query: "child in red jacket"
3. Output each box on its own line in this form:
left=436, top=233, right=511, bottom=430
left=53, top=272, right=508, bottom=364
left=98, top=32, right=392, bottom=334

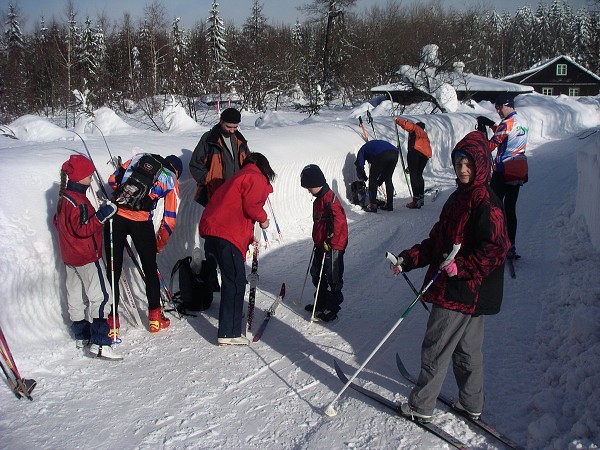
left=54, top=155, right=121, bottom=360
left=300, top=165, right=349, bottom=322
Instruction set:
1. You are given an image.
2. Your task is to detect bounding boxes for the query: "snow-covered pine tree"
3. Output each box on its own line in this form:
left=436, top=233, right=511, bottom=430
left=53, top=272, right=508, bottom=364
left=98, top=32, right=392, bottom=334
left=79, top=17, right=106, bottom=101
left=206, top=0, right=232, bottom=102
left=2, top=3, right=27, bottom=119
left=572, top=8, right=594, bottom=70
left=170, top=17, right=189, bottom=93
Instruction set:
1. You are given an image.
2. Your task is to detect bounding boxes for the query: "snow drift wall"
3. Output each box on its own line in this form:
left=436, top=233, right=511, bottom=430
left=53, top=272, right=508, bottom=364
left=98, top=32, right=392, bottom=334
left=575, top=130, right=600, bottom=252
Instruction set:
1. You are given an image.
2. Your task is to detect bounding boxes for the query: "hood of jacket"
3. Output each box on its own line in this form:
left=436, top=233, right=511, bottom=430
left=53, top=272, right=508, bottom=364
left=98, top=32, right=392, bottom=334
left=451, top=131, right=490, bottom=189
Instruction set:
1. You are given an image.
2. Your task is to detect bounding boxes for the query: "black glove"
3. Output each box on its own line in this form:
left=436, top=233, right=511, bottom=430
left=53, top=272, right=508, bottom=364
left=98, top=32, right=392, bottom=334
left=95, top=202, right=118, bottom=224
left=357, top=167, right=368, bottom=182
left=477, top=116, right=495, bottom=131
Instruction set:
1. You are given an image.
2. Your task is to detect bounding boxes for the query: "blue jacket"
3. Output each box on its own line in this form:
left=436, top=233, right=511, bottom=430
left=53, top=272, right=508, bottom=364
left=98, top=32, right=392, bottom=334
left=355, top=140, right=398, bottom=179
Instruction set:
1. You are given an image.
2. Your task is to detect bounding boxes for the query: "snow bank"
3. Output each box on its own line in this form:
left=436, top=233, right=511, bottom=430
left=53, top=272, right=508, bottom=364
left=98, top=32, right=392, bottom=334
left=575, top=129, right=600, bottom=251
left=8, top=115, right=73, bottom=142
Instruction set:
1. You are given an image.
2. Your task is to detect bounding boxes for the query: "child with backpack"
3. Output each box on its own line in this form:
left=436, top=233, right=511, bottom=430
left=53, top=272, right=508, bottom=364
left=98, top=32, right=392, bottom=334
left=53, top=154, right=121, bottom=360
left=300, top=164, right=348, bottom=322
left=105, top=153, right=182, bottom=336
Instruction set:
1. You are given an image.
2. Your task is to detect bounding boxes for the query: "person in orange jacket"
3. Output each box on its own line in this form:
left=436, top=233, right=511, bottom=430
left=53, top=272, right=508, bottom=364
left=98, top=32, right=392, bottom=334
left=105, top=153, right=182, bottom=336
left=395, top=118, right=432, bottom=209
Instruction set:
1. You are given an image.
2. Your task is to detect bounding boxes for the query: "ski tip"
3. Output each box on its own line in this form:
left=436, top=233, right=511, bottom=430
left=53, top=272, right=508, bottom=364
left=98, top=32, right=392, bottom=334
left=324, top=404, right=338, bottom=417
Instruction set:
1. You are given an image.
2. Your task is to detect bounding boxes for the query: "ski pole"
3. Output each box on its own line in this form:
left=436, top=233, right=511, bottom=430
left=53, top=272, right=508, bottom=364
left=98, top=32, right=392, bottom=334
left=393, top=120, right=413, bottom=198
left=295, top=246, right=316, bottom=306
left=358, top=116, right=369, bottom=142
left=109, top=218, right=119, bottom=344
left=324, top=244, right=461, bottom=417
left=310, top=250, right=327, bottom=322
left=157, top=269, right=181, bottom=319
left=385, top=252, right=429, bottom=312
left=366, top=110, right=377, bottom=138
left=0, top=325, right=35, bottom=400
left=267, top=198, right=283, bottom=242
left=0, top=356, right=21, bottom=399
left=90, top=123, right=117, bottom=165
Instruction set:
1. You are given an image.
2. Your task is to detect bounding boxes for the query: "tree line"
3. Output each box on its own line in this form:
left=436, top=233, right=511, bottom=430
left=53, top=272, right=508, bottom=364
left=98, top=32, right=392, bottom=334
left=1, top=0, right=598, bottom=124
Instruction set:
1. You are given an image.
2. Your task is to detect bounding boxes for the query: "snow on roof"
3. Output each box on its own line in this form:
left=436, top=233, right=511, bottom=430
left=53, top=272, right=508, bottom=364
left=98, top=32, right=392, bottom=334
left=502, top=55, right=600, bottom=83
left=372, top=71, right=533, bottom=94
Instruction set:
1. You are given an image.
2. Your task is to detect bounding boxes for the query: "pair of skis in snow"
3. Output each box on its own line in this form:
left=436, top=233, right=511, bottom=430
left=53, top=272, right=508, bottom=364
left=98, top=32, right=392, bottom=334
left=333, top=354, right=524, bottom=450
left=251, top=283, right=286, bottom=342
left=0, top=326, right=36, bottom=401
left=245, top=221, right=286, bottom=343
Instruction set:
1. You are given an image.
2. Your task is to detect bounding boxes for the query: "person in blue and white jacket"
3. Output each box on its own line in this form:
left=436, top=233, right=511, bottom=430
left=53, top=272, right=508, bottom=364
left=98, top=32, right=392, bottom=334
left=478, top=92, right=528, bottom=260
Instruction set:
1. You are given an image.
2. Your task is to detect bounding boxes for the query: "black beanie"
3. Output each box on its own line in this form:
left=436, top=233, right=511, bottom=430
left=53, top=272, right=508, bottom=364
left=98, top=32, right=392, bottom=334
left=495, top=92, right=515, bottom=108
left=220, top=108, right=241, bottom=123
left=300, top=164, right=326, bottom=188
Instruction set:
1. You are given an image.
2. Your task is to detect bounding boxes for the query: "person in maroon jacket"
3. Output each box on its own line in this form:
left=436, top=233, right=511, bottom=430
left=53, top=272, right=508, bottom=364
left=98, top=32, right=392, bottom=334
left=300, top=164, right=349, bottom=322
left=199, top=153, right=275, bottom=346
left=390, top=131, right=510, bottom=422
left=54, top=154, right=121, bottom=360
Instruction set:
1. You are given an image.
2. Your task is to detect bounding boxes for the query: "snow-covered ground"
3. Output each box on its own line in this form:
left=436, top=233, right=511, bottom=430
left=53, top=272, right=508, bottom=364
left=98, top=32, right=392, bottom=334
left=1, top=93, right=599, bottom=449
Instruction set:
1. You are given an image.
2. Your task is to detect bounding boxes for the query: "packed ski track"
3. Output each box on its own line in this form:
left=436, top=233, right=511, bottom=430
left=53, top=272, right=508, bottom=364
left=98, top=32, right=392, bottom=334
left=1, top=95, right=599, bottom=449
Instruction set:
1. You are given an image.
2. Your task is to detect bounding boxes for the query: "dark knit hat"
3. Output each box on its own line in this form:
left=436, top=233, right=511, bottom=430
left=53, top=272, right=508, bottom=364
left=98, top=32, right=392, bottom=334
left=300, top=164, right=326, bottom=188
left=165, top=155, right=183, bottom=179
left=453, top=150, right=473, bottom=164
left=220, top=108, right=241, bottom=124
left=62, top=154, right=95, bottom=182
left=416, top=122, right=426, bottom=130
left=495, top=92, right=515, bottom=108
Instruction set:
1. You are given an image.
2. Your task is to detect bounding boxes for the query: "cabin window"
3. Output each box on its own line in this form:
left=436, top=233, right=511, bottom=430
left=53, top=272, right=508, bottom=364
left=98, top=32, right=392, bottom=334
left=542, top=87, right=553, bottom=95
left=556, top=64, right=567, bottom=76
left=568, top=87, right=580, bottom=96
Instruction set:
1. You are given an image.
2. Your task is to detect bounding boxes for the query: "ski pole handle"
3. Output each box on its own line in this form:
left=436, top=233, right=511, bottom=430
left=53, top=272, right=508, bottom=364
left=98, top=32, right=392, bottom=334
left=385, top=252, right=399, bottom=266
left=385, top=252, right=428, bottom=311
left=440, top=244, right=461, bottom=269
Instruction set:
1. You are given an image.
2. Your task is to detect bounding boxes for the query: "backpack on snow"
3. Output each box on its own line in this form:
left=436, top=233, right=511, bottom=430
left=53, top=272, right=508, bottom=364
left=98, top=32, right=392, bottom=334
left=168, top=257, right=214, bottom=316
left=351, top=180, right=368, bottom=207
left=112, top=154, right=166, bottom=211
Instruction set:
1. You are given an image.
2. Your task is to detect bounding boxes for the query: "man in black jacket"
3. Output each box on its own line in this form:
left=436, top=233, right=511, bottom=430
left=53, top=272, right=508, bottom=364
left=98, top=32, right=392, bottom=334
left=189, top=108, right=250, bottom=206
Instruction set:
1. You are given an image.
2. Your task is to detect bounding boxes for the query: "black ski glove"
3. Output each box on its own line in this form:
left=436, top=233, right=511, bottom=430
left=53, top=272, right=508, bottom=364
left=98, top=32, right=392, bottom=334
left=476, top=116, right=495, bottom=132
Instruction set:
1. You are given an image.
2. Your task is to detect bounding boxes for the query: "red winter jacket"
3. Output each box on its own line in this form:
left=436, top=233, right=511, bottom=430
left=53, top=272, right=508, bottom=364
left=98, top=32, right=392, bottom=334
left=54, top=183, right=104, bottom=266
left=311, top=186, right=348, bottom=251
left=399, top=131, right=510, bottom=315
left=199, top=163, right=273, bottom=257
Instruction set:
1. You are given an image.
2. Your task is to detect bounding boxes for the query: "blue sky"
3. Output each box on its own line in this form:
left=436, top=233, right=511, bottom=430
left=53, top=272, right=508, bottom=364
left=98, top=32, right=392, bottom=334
left=8, top=0, right=592, bottom=31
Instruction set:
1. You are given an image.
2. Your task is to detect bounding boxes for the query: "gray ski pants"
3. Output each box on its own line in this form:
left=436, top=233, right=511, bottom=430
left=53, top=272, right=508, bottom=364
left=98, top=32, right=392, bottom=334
left=65, top=260, right=111, bottom=322
left=409, top=304, right=485, bottom=416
